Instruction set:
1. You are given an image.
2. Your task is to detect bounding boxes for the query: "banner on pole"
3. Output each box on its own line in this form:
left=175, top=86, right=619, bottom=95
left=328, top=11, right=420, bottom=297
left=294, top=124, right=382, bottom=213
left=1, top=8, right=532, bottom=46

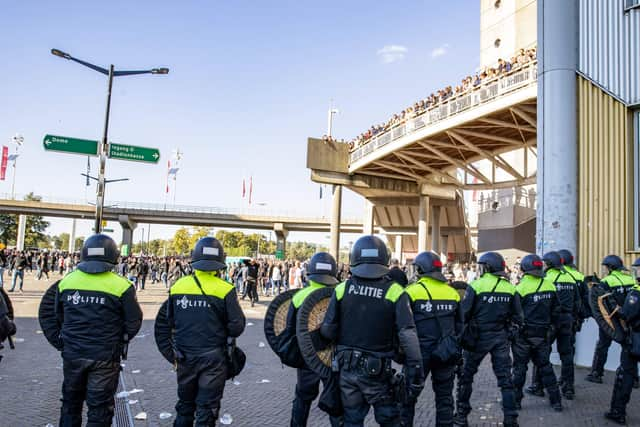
left=0, top=146, right=8, bottom=181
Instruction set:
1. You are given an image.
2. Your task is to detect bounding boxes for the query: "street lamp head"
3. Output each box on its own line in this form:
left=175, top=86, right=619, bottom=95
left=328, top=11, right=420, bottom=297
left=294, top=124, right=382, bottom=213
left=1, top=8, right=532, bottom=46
left=151, top=67, right=169, bottom=75
left=51, top=48, right=71, bottom=60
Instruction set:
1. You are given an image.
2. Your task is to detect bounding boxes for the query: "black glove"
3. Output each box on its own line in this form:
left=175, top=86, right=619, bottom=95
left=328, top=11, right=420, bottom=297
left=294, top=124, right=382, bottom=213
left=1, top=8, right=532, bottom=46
left=573, top=318, right=584, bottom=333
left=405, top=364, right=425, bottom=400
left=508, top=324, right=521, bottom=342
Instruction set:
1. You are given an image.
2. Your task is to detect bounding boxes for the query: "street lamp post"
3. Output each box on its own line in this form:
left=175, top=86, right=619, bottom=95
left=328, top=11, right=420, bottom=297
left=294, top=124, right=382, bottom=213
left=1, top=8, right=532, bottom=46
left=51, top=48, right=169, bottom=233
left=10, top=134, right=23, bottom=200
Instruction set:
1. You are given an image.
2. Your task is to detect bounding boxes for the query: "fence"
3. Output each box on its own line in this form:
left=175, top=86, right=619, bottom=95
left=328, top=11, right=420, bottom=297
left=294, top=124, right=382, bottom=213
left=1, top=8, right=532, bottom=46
left=350, top=61, right=538, bottom=164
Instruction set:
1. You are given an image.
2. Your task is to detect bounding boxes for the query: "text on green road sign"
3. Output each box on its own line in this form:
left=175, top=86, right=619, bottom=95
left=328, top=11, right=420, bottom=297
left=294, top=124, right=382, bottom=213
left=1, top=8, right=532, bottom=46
left=108, top=143, right=160, bottom=163
left=43, top=134, right=99, bottom=156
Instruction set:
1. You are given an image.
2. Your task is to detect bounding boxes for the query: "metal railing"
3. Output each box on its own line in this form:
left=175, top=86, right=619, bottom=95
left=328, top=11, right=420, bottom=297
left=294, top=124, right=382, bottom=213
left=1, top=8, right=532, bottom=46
left=0, top=193, right=362, bottom=223
left=350, top=61, right=538, bottom=164
left=477, top=188, right=537, bottom=214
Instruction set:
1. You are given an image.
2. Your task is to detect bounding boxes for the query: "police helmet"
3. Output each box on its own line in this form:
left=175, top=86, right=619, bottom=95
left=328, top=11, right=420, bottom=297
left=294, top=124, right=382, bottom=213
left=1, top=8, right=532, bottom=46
left=307, top=252, right=339, bottom=285
left=191, top=237, right=226, bottom=271
left=633, top=257, right=640, bottom=268
left=542, top=251, right=563, bottom=270
left=477, top=252, right=508, bottom=278
left=601, top=254, right=627, bottom=272
left=349, top=235, right=390, bottom=279
left=520, top=254, right=545, bottom=278
left=413, top=251, right=447, bottom=282
left=77, top=234, right=119, bottom=274
left=557, top=249, right=575, bottom=268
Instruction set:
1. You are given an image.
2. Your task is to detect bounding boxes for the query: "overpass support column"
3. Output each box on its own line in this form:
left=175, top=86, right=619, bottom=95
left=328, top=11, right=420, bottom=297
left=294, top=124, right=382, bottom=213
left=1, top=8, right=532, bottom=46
left=274, top=223, right=288, bottom=260
left=431, top=205, right=441, bottom=254
left=536, top=0, right=578, bottom=255
left=69, top=219, right=77, bottom=253
left=118, top=215, right=137, bottom=252
left=330, top=185, right=342, bottom=259
left=394, top=235, right=403, bottom=263
left=441, top=235, right=449, bottom=261
left=363, top=200, right=374, bottom=235
left=16, top=214, right=26, bottom=251
left=418, top=195, right=430, bottom=253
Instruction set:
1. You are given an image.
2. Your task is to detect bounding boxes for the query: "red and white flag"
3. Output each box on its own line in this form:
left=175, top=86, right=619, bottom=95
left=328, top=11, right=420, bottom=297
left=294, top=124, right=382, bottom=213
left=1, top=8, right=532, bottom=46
left=0, top=146, right=8, bottom=181
left=242, top=178, right=246, bottom=198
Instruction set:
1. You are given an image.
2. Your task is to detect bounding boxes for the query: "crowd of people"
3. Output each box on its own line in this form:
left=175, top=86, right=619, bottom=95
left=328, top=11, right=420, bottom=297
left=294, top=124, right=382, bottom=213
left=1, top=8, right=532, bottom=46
left=348, top=46, right=537, bottom=150
left=0, top=248, right=81, bottom=292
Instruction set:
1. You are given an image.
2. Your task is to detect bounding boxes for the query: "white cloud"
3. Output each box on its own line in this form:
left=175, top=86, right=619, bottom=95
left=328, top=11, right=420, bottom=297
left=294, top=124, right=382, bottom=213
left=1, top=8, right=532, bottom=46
left=431, top=44, right=449, bottom=58
left=377, top=45, right=408, bottom=64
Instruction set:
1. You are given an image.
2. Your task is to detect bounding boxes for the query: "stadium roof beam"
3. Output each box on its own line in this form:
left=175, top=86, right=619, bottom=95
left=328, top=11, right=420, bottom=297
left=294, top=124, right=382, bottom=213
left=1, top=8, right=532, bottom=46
left=416, top=140, right=492, bottom=185
left=452, top=128, right=524, bottom=147
left=447, top=130, right=524, bottom=182
left=373, top=160, right=425, bottom=181
left=510, top=106, right=537, bottom=128
left=392, top=152, right=462, bottom=185
left=477, top=117, right=536, bottom=133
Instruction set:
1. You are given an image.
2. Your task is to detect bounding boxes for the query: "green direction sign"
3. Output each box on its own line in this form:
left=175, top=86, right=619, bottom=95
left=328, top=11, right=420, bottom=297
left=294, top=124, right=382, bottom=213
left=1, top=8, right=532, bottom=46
left=108, top=143, right=160, bottom=163
left=43, top=134, right=99, bottom=156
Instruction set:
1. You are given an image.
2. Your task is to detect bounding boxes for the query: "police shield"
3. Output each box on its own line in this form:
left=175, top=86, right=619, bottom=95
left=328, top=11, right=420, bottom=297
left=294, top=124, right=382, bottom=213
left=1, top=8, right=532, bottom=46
left=296, top=287, right=335, bottom=379
left=38, top=281, right=64, bottom=351
left=451, top=281, right=468, bottom=300
left=264, top=289, right=297, bottom=354
left=589, top=282, right=628, bottom=344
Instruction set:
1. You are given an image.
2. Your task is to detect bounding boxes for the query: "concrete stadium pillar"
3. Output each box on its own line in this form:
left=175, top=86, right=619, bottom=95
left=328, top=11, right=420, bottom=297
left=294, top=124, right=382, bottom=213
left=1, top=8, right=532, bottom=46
left=16, top=214, right=26, bottom=251
left=274, top=223, right=288, bottom=260
left=536, top=0, right=578, bottom=256
left=363, top=200, right=374, bottom=235
left=330, top=185, right=342, bottom=259
left=418, top=195, right=430, bottom=253
left=431, top=205, right=441, bottom=254
left=394, top=235, right=403, bottom=263
left=118, top=215, right=137, bottom=251
left=69, top=218, right=77, bottom=253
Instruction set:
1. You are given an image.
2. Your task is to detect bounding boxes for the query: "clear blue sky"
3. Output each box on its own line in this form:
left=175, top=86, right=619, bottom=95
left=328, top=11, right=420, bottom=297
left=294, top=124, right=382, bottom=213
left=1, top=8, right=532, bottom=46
left=0, top=1, right=480, bottom=243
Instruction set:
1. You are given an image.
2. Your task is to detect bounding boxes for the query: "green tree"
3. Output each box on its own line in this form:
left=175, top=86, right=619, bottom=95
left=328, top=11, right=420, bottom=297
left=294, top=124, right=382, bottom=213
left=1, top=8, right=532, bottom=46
left=172, top=227, right=191, bottom=255
left=286, top=241, right=317, bottom=261
left=189, top=226, right=211, bottom=247
left=0, top=193, right=50, bottom=247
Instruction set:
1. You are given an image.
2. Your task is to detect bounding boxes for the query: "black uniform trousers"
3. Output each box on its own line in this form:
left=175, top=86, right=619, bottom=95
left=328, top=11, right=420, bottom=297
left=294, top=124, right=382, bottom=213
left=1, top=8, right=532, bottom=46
left=610, top=346, right=640, bottom=415
left=340, top=367, right=398, bottom=427
left=456, top=334, right=517, bottom=420
left=532, top=320, right=574, bottom=392
left=402, top=358, right=455, bottom=427
left=291, top=366, right=342, bottom=427
left=512, top=334, right=561, bottom=404
left=591, top=327, right=612, bottom=376
left=175, top=350, right=227, bottom=427
left=59, top=358, right=121, bottom=427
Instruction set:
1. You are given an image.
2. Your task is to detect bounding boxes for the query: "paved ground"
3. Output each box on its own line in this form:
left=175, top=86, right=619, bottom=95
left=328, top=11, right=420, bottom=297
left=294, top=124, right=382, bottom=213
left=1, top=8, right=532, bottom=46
left=1, top=273, right=638, bottom=426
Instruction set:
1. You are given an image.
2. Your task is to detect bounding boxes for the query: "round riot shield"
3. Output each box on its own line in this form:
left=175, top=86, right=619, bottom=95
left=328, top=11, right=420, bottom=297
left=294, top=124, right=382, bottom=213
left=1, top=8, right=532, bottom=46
left=589, top=283, right=627, bottom=344
left=264, top=289, right=297, bottom=354
left=451, top=281, right=468, bottom=300
left=38, top=281, right=64, bottom=350
left=296, top=287, right=335, bottom=379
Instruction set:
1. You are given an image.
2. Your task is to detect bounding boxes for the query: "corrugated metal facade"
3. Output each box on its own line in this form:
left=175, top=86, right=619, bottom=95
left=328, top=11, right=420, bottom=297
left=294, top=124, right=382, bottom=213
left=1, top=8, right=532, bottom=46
left=577, top=77, right=636, bottom=274
left=578, top=0, right=640, bottom=105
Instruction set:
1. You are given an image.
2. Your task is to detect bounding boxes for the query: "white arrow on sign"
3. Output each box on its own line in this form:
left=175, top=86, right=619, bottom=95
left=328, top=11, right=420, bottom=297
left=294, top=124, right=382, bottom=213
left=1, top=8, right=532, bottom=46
left=44, top=139, right=52, bottom=146
left=153, top=152, right=159, bottom=159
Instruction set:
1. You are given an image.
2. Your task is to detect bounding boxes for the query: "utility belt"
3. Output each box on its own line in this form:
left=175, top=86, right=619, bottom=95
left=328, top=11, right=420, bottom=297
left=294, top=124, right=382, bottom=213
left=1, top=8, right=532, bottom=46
left=337, top=349, right=392, bottom=378
left=522, top=324, right=550, bottom=338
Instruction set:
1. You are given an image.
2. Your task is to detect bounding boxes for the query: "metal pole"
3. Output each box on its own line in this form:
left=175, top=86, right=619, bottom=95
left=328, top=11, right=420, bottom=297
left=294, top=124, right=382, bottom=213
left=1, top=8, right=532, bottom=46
left=329, top=184, right=342, bottom=258
left=327, top=109, right=333, bottom=137
left=10, top=157, right=17, bottom=200
left=95, top=64, right=115, bottom=234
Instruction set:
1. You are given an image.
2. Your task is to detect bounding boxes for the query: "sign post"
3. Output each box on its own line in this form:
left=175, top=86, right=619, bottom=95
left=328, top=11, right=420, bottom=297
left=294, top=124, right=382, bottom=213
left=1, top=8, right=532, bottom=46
left=108, top=143, right=160, bottom=163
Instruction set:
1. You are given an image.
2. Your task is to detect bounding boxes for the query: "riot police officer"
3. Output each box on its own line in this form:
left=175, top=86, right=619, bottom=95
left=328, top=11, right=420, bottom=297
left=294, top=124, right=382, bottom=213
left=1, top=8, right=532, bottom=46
left=558, top=249, right=590, bottom=322
left=45, top=234, right=143, bottom=427
left=321, top=235, right=424, bottom=427
left=453, top=252, right=522, bottom=427
left=155, top=237, right=246, bottom=426
left=279, top=252, right=342, bottom=427
left=511, top=254, right=563, bottom=412
left=586, top=255, right=636, bottom=384
left=527, top=251, right=580, bottom=400
left=604, top=257, right=640, bottom=424
left=403, top=251, right=462, bottom=427
left=0, top=287, right=16, bottom=360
